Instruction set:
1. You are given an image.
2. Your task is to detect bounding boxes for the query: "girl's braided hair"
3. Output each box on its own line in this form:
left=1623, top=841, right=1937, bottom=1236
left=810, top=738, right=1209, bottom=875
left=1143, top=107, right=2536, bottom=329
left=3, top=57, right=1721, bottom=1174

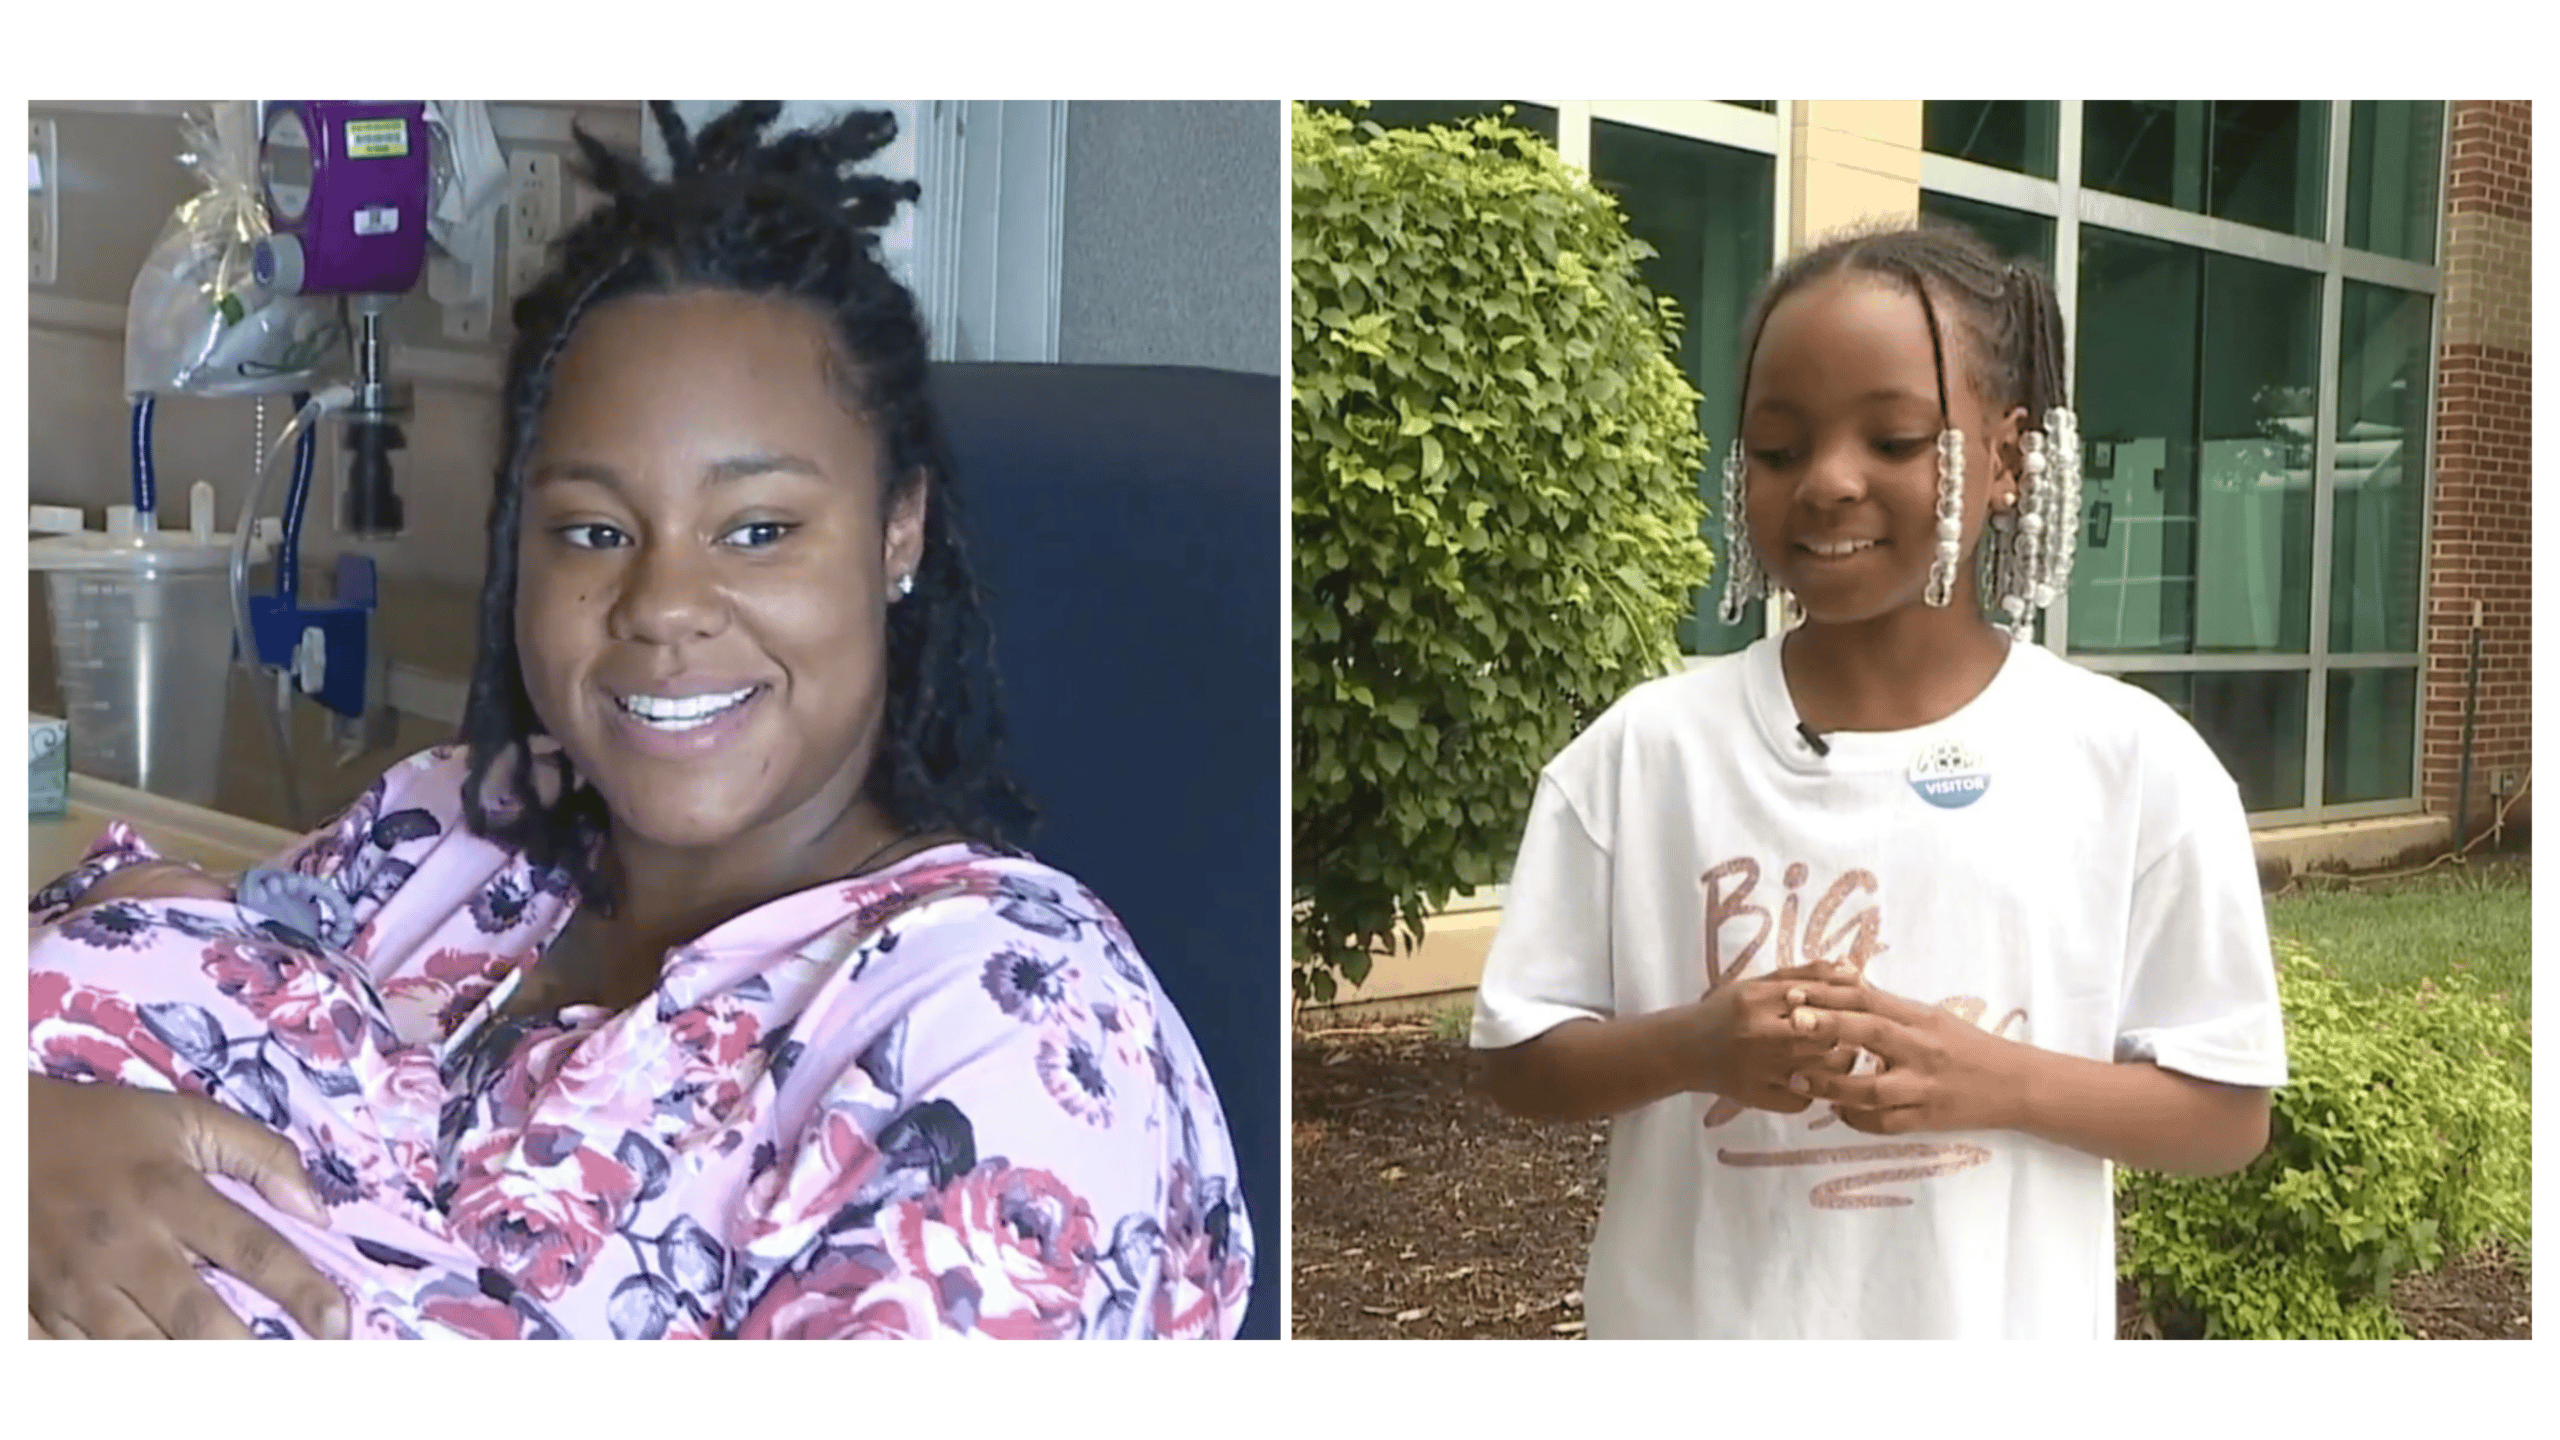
left=458, top=102, right=1032, bottom=907
left=1737, top=220, right=2070, bottom=454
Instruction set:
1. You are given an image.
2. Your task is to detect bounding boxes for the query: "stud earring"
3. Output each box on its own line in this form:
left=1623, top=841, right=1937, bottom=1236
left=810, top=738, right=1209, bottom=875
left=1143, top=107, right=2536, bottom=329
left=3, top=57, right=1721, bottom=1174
left=895, top=572, right=915, bottom=600
left=1717, top=439, right=1765, bottom=625
left=1924, top=426, right=1966, bottom=608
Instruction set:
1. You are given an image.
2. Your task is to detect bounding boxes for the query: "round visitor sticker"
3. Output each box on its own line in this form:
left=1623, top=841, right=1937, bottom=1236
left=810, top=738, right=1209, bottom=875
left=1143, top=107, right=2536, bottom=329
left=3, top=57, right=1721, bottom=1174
left=1908, top=739, right=1992, bottom=810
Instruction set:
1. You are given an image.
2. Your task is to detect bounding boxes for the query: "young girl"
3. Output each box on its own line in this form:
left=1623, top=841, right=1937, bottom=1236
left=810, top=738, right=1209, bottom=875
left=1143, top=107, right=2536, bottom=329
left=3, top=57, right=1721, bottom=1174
left=27, top=103, right=1249, bottom=1341
left=1470, top=221, right=2286, bottom=1340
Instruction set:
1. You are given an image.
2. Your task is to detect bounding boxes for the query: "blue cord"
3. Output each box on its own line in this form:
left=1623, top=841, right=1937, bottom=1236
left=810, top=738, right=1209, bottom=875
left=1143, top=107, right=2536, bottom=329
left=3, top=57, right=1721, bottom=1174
left=129, top=395, right=157, bottom=518
left=278, top=391, right=315, bottom=605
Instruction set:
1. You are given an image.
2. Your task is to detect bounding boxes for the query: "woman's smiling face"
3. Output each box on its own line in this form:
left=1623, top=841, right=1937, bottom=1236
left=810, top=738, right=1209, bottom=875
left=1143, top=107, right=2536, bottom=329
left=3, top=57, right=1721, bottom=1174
left=1739, top=270, right=2020, bottom=627
left=513, top=288, right=926, bottom=853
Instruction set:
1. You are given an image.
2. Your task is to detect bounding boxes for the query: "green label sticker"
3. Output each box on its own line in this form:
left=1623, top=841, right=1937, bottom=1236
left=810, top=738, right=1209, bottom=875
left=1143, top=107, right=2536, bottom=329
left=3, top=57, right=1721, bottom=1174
left=344, top=118, right=410, bottom=160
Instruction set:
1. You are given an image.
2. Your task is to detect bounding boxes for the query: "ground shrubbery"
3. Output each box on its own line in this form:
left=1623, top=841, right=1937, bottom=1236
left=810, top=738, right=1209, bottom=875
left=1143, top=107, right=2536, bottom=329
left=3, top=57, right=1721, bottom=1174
left=1291, top=103, right=1713, bottom=1003
left=2117, top=947, right=2532, bottom=1338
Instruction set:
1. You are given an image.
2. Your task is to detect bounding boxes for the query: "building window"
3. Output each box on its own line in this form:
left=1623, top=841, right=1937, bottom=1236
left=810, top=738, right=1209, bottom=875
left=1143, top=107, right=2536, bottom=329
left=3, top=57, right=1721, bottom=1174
left=1588, top=119, right=1776, bottom=656
left=2070, top=230, right=2322, bottom=657
left=2347, top=101, right=2444, bottom=264
left=2124, top=671, right=2310, bottom=813
left=1918, top=190, right=2055, bottom=270
left=2082, top=101, right=2329, bottom=239
left=2331, top=281, right=2432, bottom=657
left=2326, top=666, right=2419, bottom=806
left=1923, top=101, right=2060, bottom=179
left=1918, top=101, right=2446, bottom=820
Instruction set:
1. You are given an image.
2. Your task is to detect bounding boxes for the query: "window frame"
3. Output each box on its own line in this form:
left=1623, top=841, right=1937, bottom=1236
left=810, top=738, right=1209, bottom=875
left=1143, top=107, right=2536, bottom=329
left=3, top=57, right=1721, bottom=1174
left=1922, top=101, right=2450, bottom=825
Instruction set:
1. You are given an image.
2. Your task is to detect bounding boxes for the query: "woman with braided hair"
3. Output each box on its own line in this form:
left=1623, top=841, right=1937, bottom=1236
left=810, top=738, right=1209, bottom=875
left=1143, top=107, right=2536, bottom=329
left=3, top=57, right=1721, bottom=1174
left=1469, top=220, right=2285, bottom=1338
left=27, top=103, right=1250, bottom=1340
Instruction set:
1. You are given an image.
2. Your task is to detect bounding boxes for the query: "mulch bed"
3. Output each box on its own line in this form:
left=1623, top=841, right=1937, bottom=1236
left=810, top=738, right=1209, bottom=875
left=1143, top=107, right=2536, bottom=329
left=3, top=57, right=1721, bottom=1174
left=2388, top=1246, right=2534, bottom=1340
left=1291, top=1023, right=2531, bottom=1340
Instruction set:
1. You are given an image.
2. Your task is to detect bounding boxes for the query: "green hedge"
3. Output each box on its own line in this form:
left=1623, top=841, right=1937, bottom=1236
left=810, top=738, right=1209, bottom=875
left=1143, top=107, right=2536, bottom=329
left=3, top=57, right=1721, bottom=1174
left=1291, top=103, right=1714, bottom=1002
left=2117, top=948, right=2532, bottom=1338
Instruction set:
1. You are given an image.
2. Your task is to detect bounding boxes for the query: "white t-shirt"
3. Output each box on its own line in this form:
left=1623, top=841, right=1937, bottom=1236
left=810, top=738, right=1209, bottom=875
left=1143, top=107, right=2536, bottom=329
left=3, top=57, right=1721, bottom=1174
left=1470, top=635, right=2288, bottom=1339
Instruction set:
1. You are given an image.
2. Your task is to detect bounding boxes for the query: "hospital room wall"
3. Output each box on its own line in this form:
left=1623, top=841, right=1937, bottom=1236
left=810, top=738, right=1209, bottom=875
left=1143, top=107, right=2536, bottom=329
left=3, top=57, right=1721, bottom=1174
left=1058, top=101, right=1284, bottom=375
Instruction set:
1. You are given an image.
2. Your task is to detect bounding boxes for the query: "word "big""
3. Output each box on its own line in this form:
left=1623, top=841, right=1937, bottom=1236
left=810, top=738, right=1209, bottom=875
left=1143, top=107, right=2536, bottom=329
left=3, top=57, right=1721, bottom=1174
left=1700, top=858, right=1887, bottom=991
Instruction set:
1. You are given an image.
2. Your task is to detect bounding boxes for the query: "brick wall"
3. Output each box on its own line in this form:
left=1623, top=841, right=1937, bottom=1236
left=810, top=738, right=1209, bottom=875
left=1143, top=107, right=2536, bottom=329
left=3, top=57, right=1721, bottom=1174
left=2422, top=101, right=2531, bottom=838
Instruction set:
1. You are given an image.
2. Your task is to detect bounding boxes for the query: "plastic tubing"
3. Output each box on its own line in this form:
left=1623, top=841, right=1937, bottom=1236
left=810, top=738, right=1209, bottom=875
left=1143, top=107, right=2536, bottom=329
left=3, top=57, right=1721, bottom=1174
left=229, top=384, right=351, bottom=828
left=278, top=391, right=316, bottom=607
left=130, top=395, right=158, bottom=519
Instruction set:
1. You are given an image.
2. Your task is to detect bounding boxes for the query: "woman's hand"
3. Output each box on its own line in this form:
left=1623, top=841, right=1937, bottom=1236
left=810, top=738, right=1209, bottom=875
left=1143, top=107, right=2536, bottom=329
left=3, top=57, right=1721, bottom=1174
left=69, top=860, right=235, bottom=911
left=27, top=1076, right=347, bottom=1340
left=1808, top=984, right=2028, bottom=1135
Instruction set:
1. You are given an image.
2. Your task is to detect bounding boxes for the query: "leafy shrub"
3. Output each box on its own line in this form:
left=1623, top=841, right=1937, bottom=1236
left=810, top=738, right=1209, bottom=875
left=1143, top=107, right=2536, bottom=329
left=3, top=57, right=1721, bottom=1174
left=2117, top=948, right=2532, bottom=1338
left=1291, top=103, right=1714, bottom=1002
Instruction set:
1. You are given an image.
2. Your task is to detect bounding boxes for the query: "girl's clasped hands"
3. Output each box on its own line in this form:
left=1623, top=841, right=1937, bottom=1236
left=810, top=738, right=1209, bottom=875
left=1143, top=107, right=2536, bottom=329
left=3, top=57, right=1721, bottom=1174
left=1701, top=963, right=2027, bottom=1137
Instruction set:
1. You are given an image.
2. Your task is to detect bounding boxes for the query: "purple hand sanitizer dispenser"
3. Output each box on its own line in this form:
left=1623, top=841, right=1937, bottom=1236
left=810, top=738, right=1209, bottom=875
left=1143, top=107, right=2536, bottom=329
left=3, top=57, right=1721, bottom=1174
left=253, top=102, right=430, bottom=540
left=253, top=102, right=430, bottom=297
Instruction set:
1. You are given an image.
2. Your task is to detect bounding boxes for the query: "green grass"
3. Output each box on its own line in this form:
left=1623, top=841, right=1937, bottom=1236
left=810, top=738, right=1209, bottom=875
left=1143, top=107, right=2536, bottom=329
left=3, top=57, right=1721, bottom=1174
left=2267, top=859, right=2531, bottom=1022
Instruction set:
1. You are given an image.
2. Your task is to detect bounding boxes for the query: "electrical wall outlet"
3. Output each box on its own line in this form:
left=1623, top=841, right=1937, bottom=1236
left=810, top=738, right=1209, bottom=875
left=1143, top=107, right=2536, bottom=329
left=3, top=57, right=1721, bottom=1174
left=505, top=149, right=564, bottom=298
left=516, top=151, right=563, bottom=238
left=2491, top=770, right=2519, bottom=798
left=29, top=117, right=59, bottom=286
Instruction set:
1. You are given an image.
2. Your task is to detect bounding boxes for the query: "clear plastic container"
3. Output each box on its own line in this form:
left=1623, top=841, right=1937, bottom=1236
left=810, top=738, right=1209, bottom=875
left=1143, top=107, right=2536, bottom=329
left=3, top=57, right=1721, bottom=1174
left=30, top=528, right=256, bottom=808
